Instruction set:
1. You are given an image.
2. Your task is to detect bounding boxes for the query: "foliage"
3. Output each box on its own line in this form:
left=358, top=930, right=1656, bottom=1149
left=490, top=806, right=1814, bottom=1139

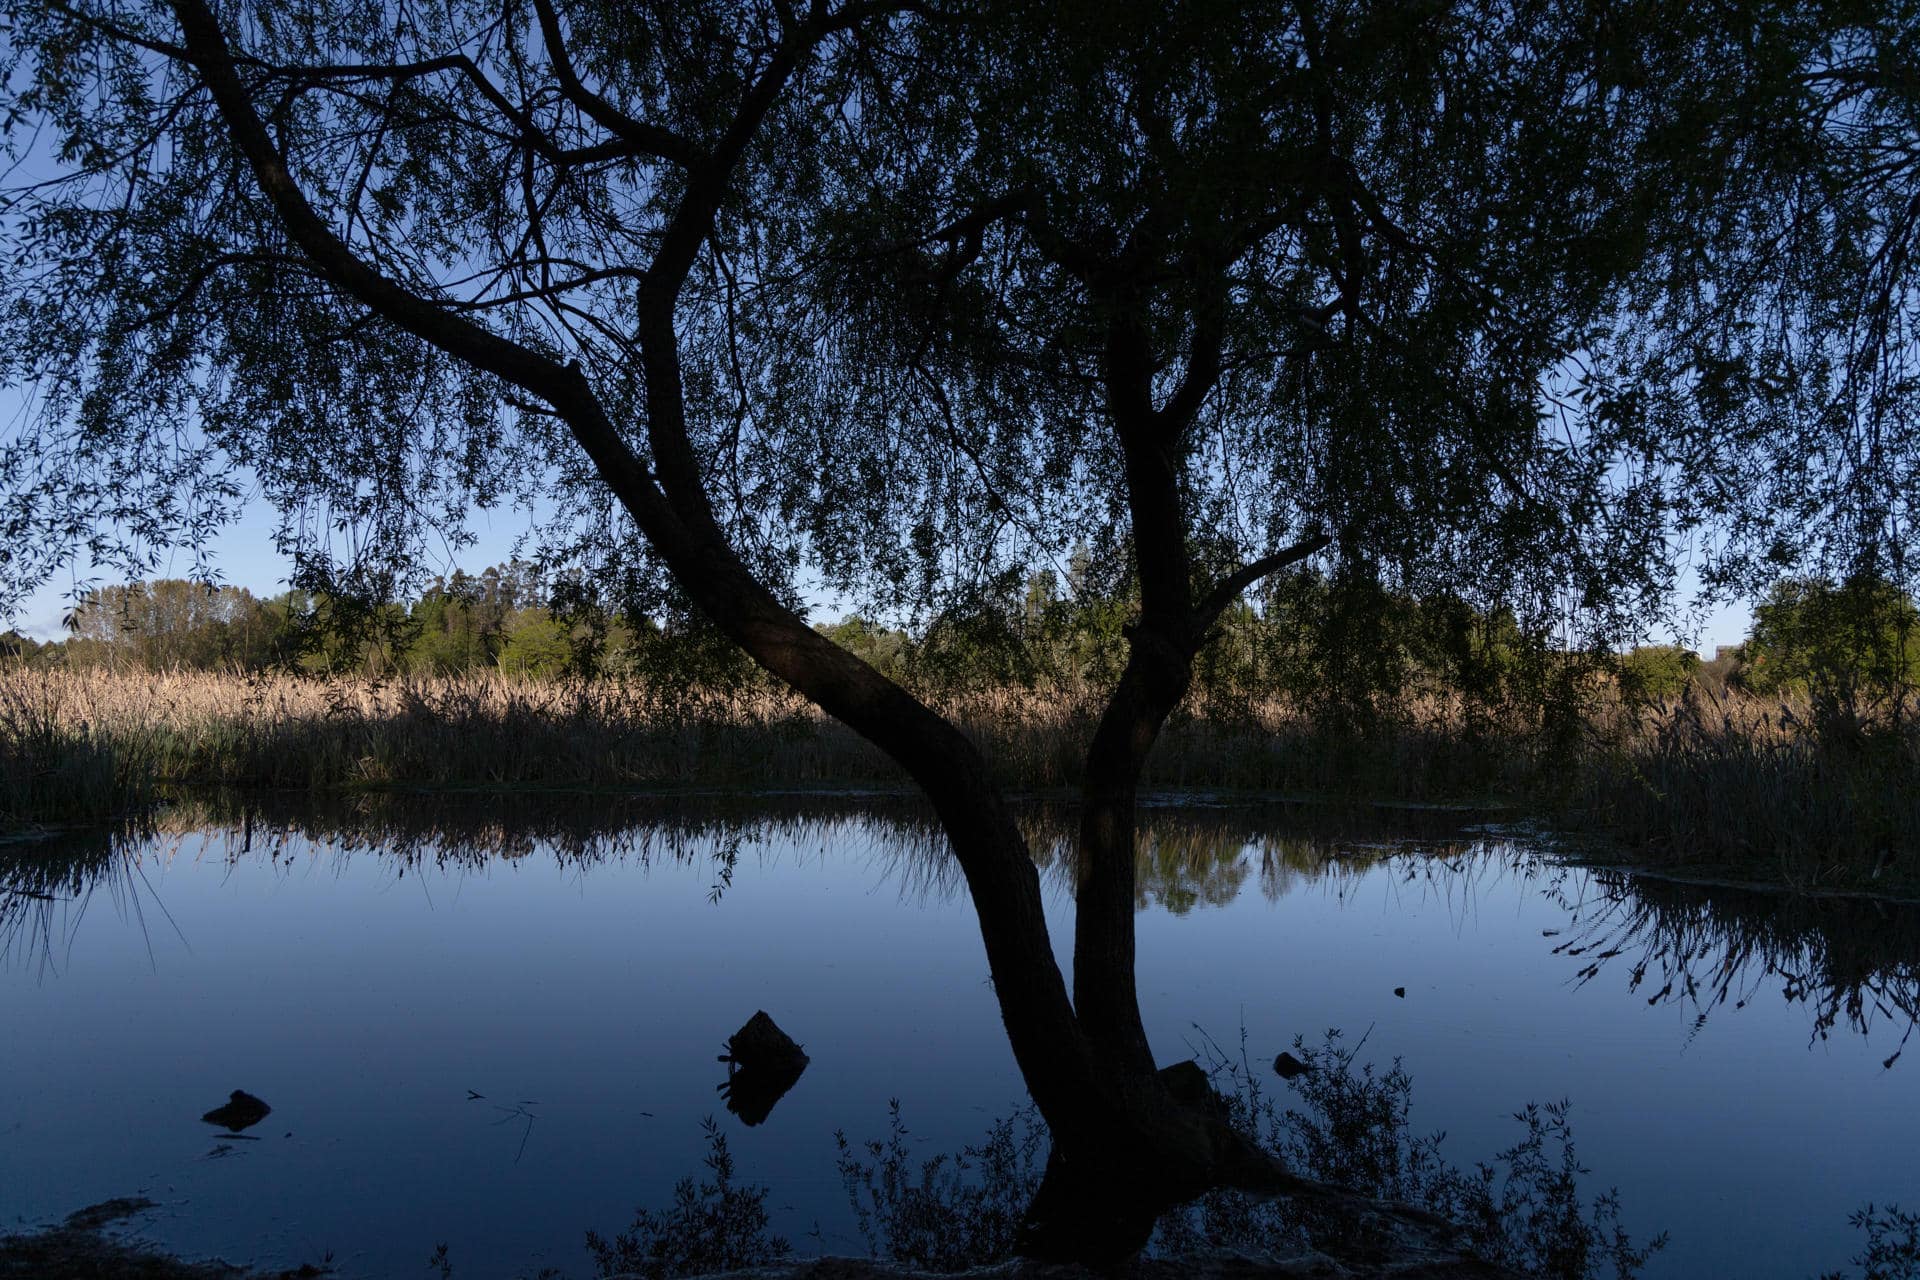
left=585, top=1118, right=789, bottom=1280
left=833, top=1099, right=1047, bottom=1272
left=1746, top=576, right=1920, bottom=729
left=2, top=0, right=1910, bottom=664
left=1615, top=646, right=1702, bottom=704
left=1818, top=1204, right=1920, bottom=1280
left=1156, top=1030, right=1666, bottom=1280
left=496, top=612, right=575, bottom=680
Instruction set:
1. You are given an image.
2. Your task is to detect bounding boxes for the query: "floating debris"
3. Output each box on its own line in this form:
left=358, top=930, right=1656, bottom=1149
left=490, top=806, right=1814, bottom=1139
left=201, top=1090, right=271, bottom=1133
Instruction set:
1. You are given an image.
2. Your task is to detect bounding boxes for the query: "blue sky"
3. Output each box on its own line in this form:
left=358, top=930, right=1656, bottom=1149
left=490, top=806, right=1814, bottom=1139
left=3, top=485, right=545, bottom=641
left=2, top=487, right=1759, bottom=654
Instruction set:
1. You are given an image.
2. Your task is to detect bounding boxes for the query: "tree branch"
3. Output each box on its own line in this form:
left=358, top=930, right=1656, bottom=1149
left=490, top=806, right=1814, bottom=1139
left=530, top=0, right=696, bottom=166
left=1195, top=532, right=1331, bottom=629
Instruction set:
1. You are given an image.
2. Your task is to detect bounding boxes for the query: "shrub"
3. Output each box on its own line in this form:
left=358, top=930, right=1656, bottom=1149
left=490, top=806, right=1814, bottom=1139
left=585, top=1118, right=789, bottom=1279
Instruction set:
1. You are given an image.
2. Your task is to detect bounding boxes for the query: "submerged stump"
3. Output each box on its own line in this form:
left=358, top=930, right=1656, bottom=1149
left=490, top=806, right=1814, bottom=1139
left=718, top=1011, right=809, bottom=1126
left=201, top=1089, right=272, bottom=1133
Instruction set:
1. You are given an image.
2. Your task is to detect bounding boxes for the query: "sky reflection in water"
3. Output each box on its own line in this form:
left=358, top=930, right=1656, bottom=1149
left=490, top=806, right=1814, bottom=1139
left=1, top=796, right=1914, bottom=1279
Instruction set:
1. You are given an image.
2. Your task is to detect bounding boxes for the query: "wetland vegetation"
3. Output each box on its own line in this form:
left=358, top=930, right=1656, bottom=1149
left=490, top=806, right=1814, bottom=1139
left=6, top=564, right=1917, bottom=894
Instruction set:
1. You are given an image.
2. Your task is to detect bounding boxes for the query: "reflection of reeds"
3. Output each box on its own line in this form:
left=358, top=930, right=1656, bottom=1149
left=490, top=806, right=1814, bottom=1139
left=0, top=824, right=186, bottom=978
left=1544, top=865, right=1920, bottom=1067
left=7, top=798, right=1916, bottom=1065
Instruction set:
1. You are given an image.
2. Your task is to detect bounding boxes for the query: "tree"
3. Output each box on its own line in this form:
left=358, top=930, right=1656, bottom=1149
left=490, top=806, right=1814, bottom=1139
left=1616, top=645, right=1703, bottom=704
left=1746, top=575, right=1920, bottom=727
left=67, top=578, right=277, bottom=670
left=1, top=0, right=1911, bottom=1257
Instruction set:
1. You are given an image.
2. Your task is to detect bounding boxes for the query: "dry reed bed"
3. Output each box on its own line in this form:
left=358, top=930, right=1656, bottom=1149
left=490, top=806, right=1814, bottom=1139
left=0, top=669, right=1518, bottom=801
left=2, top=668, right=1914, bottom=890
left=1568, top=691, right=1920, bottom=887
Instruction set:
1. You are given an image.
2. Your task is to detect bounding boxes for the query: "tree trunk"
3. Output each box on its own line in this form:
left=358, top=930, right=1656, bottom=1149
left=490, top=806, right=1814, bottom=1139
left=1074, top=628, right=1196, bottom=1077
left=168, top=1, right=1243, bottom=1247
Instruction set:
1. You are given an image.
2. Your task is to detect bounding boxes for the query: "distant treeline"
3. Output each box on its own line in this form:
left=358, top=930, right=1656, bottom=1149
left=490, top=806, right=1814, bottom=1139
left=3, top=564, right=1917, bottom=717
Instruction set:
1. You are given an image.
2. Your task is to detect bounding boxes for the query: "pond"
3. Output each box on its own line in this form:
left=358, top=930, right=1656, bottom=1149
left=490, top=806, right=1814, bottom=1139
left=2, top=794, right=1915, bottom=1278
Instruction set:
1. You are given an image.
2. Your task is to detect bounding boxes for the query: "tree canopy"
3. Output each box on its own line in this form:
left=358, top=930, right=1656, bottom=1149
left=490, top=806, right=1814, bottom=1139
left=2, top=1, right=1911, bottom=632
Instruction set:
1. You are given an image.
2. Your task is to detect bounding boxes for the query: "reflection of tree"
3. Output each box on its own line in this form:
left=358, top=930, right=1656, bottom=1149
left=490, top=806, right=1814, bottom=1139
left=13, top=798, right=1917, bottom=1072
left=1542, top=867, right=1920, bottom=1067
left=164, top=789, right=945, bottom=882
left=0, top=825, right=183, bottom=978
left=0, top=792, right=947, bottom=974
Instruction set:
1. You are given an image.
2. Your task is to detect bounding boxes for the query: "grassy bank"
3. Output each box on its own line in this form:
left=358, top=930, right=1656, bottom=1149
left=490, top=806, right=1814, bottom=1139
left=2, top=668, right=1913, bottom=892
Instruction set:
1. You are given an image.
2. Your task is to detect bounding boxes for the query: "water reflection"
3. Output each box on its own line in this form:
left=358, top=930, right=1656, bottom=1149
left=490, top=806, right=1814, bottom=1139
left=3, top=794, right=1916, bottom=1278
left=4, top=794, right=1917, bottom=1065
left=0, top=826, right=187, bottom=978
left=1545, top=866, right=1920, bottom=1068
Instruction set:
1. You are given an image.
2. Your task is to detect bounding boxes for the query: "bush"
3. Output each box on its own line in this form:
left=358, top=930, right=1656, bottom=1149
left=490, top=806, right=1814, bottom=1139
left=834, top=1099, right=1046, bottom=1271
left=1819, top=1204, right=1920, bottom=1280
left=585, top=1118, right=789, bottom=1279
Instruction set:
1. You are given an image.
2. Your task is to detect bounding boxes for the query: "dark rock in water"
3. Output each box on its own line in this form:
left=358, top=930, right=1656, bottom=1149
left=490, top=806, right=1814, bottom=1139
left=1273, top=1051, right=1314, bottom=1080
left=201, top=1089, right=272, bottom=1132
left=719, top=1012, right=809, bottom=1126
left=722, top=1011, right=810, bottom=1074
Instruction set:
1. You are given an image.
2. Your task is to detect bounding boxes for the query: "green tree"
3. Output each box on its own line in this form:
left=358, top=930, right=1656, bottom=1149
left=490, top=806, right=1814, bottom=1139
left=67, top=578, right=278, bottom=671
left=817, top=616, right=911, bottom=684
left=0, top=630, right=41, bottom=664
left=2, top=0, right=1911, bottom=1254
left=498, top=609, right=575, bottom=679
left=1616, top=645, right=1703, bottom=703
left=1747, top=576, right=1920, bottom=726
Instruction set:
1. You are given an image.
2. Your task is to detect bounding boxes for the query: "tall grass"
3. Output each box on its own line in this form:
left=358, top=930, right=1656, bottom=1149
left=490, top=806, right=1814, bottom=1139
left=1, top=667, right=1913, bottom=892
left=0, top=673, right=153, bottom=824
left=1568, top=686, right=1920, bottom=890
left=0, top=668, right=1523, bottom=803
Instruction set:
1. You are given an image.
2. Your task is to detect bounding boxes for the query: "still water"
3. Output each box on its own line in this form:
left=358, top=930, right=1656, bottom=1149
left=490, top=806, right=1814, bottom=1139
left=2, top=795, right=1915, bottom=1278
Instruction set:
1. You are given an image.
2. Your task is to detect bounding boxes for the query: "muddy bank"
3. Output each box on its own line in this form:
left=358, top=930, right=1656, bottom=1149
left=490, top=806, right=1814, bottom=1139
left=602, top=1254, right=1521, bottom=1280
left=0, top=1199, right=325, bottom=1280
left=5, top=1199, right=1517, bottom=1280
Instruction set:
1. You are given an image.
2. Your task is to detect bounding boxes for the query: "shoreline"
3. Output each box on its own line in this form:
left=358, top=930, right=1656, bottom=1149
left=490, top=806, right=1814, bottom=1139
left=7, top=780, right=1917, bottom=903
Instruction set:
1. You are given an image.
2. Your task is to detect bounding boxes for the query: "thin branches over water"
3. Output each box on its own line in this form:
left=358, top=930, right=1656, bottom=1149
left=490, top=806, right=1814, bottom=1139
left=1543, top=865, right=1920, bottom=1069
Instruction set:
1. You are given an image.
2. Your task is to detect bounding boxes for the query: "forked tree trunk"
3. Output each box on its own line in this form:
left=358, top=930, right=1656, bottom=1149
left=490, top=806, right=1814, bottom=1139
left=169, top=0, right=1243, bottom=1248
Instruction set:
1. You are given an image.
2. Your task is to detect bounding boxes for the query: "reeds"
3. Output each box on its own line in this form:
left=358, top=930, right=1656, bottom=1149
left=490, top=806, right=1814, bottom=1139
left=1, top=667, right=1913, bottom=891
left=1567, top=686, right=1920, bottom=890
left=0, top=668, right=1525, bottom=804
